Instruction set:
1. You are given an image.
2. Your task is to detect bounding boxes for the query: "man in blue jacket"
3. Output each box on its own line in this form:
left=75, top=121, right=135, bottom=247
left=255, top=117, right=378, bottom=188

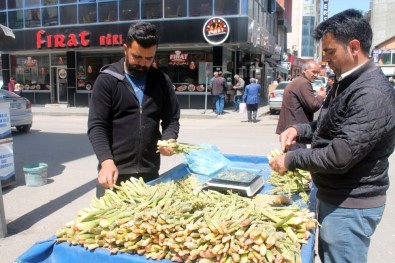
left=243, top=78, right=261, bottom=122
left=269, top=9, right=395, bottom=263
left=88, top=22, right=180, bottom=197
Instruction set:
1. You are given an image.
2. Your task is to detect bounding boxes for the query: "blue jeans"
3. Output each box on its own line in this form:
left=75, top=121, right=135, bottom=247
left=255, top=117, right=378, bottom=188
left=234, top=95, right=243, bottom=111
left=318, top=200, right=385, bottom=263
left=215, top=94, right=225, bottom=114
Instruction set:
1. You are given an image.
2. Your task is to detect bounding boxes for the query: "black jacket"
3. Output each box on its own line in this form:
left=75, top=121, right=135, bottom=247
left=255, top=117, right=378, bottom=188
left=88, top=58, right=180, bottom=175
left=285, top=60, right=395, bottom=208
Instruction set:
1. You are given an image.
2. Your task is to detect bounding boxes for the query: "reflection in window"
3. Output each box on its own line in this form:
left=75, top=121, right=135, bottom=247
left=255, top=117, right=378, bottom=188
left=189, top=0, right=212, bottom=17
left=79, top=3, right=97, bottom=24
left=165, top=0, right=186, bottom=18
left=8, top=10, right=24, bottom=29
left=25, top=8, right=41, bottom=28
left=99, top=1, right=118, bottom=22
left=0, top=12, right=6, bottom=25
left=0, top=1, right=5, bottom=10
left=42, top=7, right=59, bottom=26
left=60, top=5, right=77, bottom=24
left=60, top=0, right=76, bottom=3
left=142, top=0, right=162, bottom=19
left=8, top=0, right=23, bottom=9
left=214, top=0, right=239, bottom=15
left=120, top=0, right=140, bottom=21
left=42, top=0, right=58, bottom=5
left=25, top=0, right=40, bottom=7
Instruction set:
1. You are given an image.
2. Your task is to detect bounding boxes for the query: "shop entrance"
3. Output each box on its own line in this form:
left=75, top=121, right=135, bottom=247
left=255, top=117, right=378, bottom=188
left=53, top=66, right=68, bottom=104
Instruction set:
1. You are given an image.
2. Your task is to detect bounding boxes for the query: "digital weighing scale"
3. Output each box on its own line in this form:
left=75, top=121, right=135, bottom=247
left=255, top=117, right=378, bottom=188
left=198, top=168, right=265, bottom=197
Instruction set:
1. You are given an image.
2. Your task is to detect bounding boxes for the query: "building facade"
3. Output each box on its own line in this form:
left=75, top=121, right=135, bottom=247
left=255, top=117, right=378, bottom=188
left=0, top=0, right=290, bottom=108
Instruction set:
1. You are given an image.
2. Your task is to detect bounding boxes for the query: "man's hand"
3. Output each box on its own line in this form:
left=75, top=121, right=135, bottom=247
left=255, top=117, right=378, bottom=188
left=269, top=153, right=288, bottom=174
left=280, top=127, right=298, bottom=152
left=98, top=159, right=118, bottom=190
left=158, top=139, right=176, bottom=156
left=317, top=88, right=327, bottom=98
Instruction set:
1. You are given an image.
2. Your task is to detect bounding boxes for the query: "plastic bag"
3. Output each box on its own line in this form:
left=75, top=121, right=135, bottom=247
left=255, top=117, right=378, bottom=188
left=184, top=143, right=230, bottom=176
left=239, top=102, right=247, bottom=114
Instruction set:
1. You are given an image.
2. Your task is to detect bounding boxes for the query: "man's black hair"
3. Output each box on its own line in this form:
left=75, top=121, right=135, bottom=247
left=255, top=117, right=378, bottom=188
left=125, top=22, right=160, bottom=48
left=312, top=9, right=372, bottom=55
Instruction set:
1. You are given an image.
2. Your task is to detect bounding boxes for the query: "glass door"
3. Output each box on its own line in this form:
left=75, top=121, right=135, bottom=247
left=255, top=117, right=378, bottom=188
left=56, top=66, right=68, bottom=103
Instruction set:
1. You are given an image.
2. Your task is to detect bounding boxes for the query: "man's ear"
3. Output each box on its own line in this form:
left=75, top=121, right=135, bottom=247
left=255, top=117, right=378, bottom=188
left=349, top=39, right=360, bottom=54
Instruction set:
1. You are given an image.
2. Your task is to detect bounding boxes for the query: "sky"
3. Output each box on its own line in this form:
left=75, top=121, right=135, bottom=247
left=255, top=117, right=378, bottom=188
left=327, top=0, right=371, bottom=17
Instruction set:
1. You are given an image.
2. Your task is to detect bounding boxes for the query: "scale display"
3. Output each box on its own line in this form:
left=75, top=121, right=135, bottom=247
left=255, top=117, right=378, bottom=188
left=201, top=168, right=265, bottom=197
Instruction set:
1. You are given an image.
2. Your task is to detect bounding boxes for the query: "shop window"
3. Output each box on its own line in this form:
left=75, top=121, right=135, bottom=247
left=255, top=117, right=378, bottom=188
left=120, top=0, right=140, bottom=21
left=7, top=0, right=23, bottom=9
left=25, top=8, right=41, bottom=28
left=98, top=1, right=118, bottom=22
left=11, top=55, right=50, bottom=91
left=189, top=0, right=212, bottom=17
left=60, top=5, right=77, bottom=25
left=8, top=10, right=23, bottom=29
left=164, top=0, right=186, bottom=18
left=142, top=0, right=162, bottom=19
left=42, top=7, right=59, bottom=26
left=79, top=3, right=97, bottom=24
left=214, top=0, right=239, bottom=15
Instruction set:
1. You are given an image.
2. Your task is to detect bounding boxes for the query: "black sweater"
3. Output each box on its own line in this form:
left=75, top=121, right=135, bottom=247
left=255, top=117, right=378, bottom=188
left=88, top=58, right=180, bottom=174
left=285, top=60, right=395, bottom=208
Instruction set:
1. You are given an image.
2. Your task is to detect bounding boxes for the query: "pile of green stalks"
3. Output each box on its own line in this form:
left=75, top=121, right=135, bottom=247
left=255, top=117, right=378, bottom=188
left=56, top=176, right=317, bottom=263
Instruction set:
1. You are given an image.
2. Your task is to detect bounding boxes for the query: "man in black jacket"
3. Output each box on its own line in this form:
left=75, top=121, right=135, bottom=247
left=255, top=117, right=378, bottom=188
left=88, top=22, right=180, bottom=197
left=269, top=9, right=395, bottom=263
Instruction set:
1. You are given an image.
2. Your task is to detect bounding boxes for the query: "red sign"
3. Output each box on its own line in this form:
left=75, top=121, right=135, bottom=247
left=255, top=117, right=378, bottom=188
left=36, top=30, right=90, bottom=48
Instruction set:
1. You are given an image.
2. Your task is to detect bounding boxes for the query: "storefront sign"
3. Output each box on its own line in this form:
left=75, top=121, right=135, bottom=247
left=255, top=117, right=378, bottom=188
left=203, top=17, right=230, bottom=45
left=99, top=34, right=123, bottom=46
left=36, top=30, right=90, bottom=48
left=169, top=50, right=189, bottom=65
left=323, top=0, right=329, bottom=21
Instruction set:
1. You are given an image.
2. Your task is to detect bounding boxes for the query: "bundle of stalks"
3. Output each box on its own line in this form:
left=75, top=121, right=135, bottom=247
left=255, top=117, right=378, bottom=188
left=56, top=176, right=317, bottom=263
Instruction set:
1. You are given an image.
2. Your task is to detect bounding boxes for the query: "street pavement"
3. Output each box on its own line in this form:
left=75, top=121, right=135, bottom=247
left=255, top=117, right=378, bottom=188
left=0, top=104, right=394, bottom=263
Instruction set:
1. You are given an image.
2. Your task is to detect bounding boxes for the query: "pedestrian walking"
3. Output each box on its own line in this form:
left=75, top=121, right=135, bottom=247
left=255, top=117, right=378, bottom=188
left=269, top=9, right=395, bottom=263
left=233, top=74, right=245, bottom=112
left=243, top=78, right=261, bottom=122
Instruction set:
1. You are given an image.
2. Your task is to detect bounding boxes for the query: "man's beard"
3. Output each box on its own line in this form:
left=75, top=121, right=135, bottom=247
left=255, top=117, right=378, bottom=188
left=125, top=60, right=149, bottom=78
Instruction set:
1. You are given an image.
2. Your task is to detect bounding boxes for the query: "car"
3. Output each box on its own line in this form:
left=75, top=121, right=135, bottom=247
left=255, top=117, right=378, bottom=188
left=312, top=79, right=325, bottom=94
left=269, top=81, right=290, bottom=114
left=0, top=89, right=33, bottom=132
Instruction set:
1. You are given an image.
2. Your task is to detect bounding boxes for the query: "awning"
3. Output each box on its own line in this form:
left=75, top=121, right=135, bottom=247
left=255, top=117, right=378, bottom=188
left=380, top=66, right=395, bottom=76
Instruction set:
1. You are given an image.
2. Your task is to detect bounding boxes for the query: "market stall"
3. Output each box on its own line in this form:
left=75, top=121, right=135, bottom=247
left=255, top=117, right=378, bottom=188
left=16, top=154, right=317, bottom=263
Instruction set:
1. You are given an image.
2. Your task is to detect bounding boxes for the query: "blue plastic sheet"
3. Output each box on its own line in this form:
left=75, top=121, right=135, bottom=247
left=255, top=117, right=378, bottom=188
left=15, top=154, right=317, bottom=263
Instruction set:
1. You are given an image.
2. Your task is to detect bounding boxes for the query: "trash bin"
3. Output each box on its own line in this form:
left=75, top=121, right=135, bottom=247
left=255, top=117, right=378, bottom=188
left=23, top=163, right=48, bottom=187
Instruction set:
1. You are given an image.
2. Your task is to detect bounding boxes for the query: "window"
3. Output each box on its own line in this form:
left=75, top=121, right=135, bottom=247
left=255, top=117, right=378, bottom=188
left=98, top=1, right=118, bottom=22
left=42, top=6, right=58, bottom=26
left=215, top=0, right=239, bottom=15
left=60, top=5, right=77, bottom=24
left=60, top=0, right=76, bottom=3
left=0, top=12, right=6, bottom=25
left=120, top=0, right=139, bottom=20
left=0, top=1, right=5, bottom=10
left=8, top=10, right=24, bottom=29
left=142, top=0, right=162, bottom=19
left=42, top=0, right=58, bottom=5
left=8, top=0, right=23, bottom=9
left=189, top=0, right=212, bottom=17
left=164, top=0, right=186, bottom=18
left=79, top=3, right=97, bottom=23
left=25, top=0, right=40, bottom=7
left=25, top=8, right=41, bottom=28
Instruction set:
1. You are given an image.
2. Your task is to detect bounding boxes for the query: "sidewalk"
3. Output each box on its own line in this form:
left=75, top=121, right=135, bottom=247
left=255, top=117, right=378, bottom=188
left=31, top=104, right=270, bottom=119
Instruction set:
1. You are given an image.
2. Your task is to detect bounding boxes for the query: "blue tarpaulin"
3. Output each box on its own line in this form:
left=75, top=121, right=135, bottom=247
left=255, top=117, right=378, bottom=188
left=15, top=154, right=317, bottom=263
